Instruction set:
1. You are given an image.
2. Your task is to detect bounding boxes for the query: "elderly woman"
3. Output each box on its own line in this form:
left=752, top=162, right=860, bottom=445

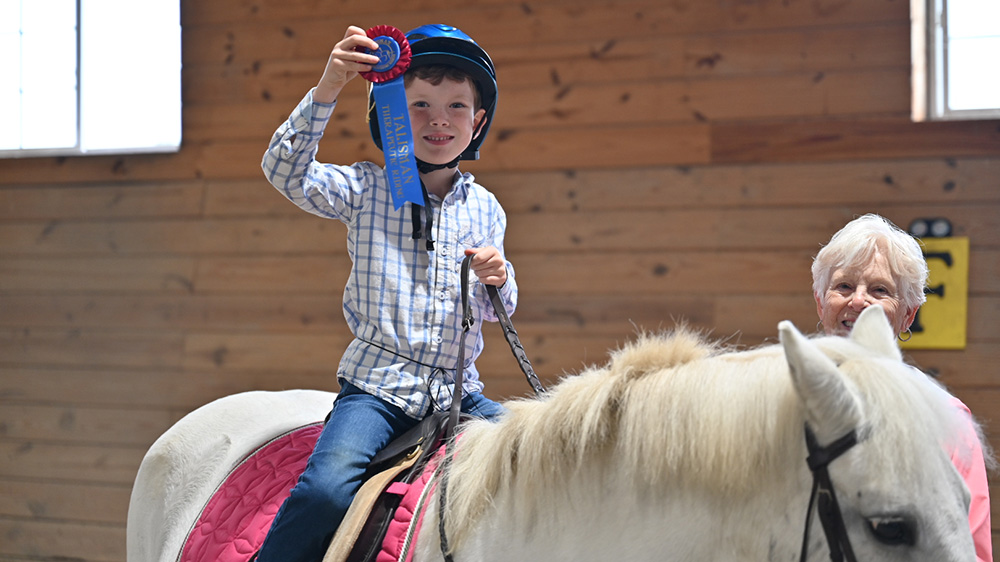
left=812, top=213, right=993, bottom=562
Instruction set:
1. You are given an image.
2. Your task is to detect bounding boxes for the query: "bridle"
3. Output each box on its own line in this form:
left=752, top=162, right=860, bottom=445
left=800, top=425, right=860, bottom=562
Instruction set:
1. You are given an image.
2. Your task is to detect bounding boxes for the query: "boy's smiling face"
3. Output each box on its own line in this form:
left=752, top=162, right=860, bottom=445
left=406, top=76, right=486, bottom=166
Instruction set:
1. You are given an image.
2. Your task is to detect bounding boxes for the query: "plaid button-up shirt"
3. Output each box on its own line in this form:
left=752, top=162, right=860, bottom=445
left=262, top=89, right=517, bottom=419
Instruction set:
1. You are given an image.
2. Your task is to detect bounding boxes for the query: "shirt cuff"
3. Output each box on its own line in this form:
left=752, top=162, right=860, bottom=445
left=306, top=87, right=337, bottom=129
left=286, top=88, right=337, bottom=145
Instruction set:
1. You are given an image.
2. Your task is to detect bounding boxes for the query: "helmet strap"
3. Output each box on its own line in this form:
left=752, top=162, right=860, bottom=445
left=415, top=156, right=461, bottom=174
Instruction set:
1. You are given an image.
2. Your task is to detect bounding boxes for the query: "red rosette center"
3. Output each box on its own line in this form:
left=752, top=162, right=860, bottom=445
left=357, top=25, right=411, bottom=83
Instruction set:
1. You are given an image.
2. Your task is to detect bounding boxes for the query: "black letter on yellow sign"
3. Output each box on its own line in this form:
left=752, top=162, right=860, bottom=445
left=910, top=251, right=952, bottom=334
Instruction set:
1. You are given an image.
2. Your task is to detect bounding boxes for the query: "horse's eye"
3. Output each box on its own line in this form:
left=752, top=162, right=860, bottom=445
left=867, top=516, right=916, bottom=546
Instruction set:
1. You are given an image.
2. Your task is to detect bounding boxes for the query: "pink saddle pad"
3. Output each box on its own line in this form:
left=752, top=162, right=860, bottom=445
left=179, top=423, right=323, bottom=562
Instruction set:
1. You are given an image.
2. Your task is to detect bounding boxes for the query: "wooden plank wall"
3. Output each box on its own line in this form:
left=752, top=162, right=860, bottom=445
left=1, top=0, right=998, bottom=559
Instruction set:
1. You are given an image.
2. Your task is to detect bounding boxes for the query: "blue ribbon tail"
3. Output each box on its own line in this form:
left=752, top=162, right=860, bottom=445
left=373, top=77, right=423, bottom=209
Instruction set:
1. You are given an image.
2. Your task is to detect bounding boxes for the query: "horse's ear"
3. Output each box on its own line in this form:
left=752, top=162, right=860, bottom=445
left=779, top=320, right=863, bottom=442
left=849, top=305, right=902, bottom=361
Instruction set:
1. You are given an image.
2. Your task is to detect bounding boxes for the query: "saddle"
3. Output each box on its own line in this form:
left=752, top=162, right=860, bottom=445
left=323, top=410, right=456, bottom=562
left=178, top=414, right=450, bottom=562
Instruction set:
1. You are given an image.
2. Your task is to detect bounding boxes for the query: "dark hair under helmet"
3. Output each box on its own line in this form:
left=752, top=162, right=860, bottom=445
left=367, top=24, right=498, bottom=162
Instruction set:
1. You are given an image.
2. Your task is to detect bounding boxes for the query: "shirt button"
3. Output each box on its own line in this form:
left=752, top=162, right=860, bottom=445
left=434, top=336, right=443, bottom=344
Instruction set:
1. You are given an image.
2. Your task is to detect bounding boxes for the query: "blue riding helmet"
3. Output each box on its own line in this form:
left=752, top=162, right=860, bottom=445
left=367, top=24, right=498, bottom=162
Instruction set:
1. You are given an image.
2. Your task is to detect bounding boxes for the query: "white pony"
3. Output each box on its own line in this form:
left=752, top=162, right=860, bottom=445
left=128, top=307, right=978, bottom=562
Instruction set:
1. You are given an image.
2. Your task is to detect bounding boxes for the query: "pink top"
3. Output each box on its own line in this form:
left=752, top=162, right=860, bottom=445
left=951, top=397, right=993, bottom=562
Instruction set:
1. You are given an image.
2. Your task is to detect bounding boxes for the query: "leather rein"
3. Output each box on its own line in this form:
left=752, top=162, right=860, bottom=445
left=445, top=254, right=546, bottom=437
left=438, top=254, right=546, bottom=562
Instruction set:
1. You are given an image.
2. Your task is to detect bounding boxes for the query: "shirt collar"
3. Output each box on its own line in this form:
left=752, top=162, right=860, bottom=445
left=442, top=171, right=473, bottom=204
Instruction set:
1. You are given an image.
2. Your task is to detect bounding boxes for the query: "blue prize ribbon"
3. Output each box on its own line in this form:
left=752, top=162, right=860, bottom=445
left=370, top=36, right=422, bottom=210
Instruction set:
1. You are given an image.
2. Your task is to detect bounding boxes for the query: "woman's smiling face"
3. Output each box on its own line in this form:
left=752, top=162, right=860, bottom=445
left=815, top=250, right=918, bottom=336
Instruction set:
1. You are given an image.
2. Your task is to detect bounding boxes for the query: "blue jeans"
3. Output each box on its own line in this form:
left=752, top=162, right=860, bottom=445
left=255, top=382, right=504, bottom=562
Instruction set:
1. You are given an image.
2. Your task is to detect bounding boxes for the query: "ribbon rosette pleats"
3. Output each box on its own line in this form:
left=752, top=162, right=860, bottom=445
left=358, top=25, right=422, bottom=209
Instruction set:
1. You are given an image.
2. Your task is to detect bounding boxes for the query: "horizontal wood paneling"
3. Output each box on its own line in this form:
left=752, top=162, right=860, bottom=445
left=483, top=158, right=1000, bottom=212
left=0, top=405, right=175, bottom=446
left=3, top=326, right=996, bottom=387
left=0, top=294, right=346, bottom=332
left=0, top=480, right=130, bottom=523
left=182, top=0, right=908, bottom=36
left=6, top=204, right=997, bottom=256
left=0, top=441, right=144, bottom=484
left=182, top=21, right=910, bottom=78
left=0, top=216, right=347, bottom=255
left=182, top=66, right=912, bottom=122
left=5, top=248, right=997, bottom=299
left=0, top=367, right=337, bottom=409
left=1, top=117, right=997, bottom=187
left=505, top=205, right=1000, bottom=251
left=0, top=181, right=206, bottom=219
left=0, top=518, right=124, bottom=562
left=0, top=328, right=186, bottom=369
left=2, top=0, right=998, bottom=559
left=200, top=157, right=1000, bottom=216
left=712, top=117, right=1000, bottom=162
left=4, top=158, right=997, bottom=223
left=0, top=257, right=198, bottom=292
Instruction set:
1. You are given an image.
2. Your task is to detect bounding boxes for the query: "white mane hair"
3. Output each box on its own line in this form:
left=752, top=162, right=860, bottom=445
left=442, top=328, right=971, bottom=549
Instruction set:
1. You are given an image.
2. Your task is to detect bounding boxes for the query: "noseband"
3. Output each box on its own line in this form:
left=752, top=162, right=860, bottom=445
left=800, top=425, right=859, bottom=562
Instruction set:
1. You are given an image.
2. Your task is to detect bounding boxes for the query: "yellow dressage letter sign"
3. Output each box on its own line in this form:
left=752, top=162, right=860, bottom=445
left=901, top=237, right=969, bottom=350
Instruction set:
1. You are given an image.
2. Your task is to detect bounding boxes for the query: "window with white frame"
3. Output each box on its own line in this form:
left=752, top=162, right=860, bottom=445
left=0, top=0, right=182, bottom=157
left=912, top=0, right=1000, bottom=121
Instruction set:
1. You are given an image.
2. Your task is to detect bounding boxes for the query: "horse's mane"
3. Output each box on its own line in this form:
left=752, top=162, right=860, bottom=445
left=443, top=328, right=968, bottom=547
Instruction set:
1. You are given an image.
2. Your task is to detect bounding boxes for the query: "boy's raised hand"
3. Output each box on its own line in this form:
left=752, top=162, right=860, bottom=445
left=314, top=26, right=380, bottom=103
left=464, top=247, right=507, bottom=287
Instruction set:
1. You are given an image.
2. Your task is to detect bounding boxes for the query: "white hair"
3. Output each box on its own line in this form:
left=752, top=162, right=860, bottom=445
left=811, top=214, right=929, bottom=311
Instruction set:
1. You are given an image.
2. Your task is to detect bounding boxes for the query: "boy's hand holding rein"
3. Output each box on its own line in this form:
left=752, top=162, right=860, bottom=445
left=465, top=247, right=507, bottom=287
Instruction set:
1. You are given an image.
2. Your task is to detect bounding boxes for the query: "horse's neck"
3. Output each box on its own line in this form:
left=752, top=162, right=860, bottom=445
left=418, top=468, right=814, bottom=562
